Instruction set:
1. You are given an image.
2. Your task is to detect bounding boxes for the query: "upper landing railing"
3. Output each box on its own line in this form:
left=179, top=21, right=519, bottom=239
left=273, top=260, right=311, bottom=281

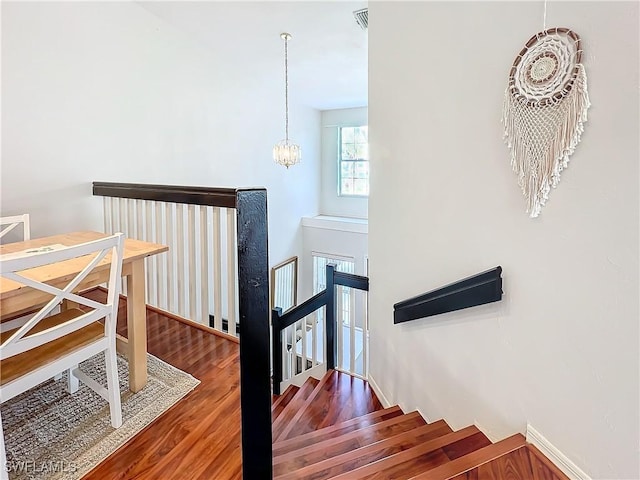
left=272, top=264, right=369, bottom=395
left=93, top=182, right=272, bottom=479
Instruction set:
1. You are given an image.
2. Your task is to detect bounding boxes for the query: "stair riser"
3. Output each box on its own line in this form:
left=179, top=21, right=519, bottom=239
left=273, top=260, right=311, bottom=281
left=272, top=378, right=319, bottom=440
left=272, top=385, right=300, bottom=421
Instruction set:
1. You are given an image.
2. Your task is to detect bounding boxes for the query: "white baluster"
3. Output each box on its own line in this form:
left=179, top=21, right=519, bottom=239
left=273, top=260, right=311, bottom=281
left=362, top=290, right=368, bottom=378
left=188, top=205, right=197, bottom=322
left=312, top=308, right=318, bottom=367
left=301, top=316, right=308, bottom=373
left=212, top=208, right=223, bottom=332
left=103, top=197, right=111, bottom=234
left=350, top=286, right=356, bottom=375
left=337, top=285, right=344, bottom=370
left=176, top=204, right=186, bottom=317
left=200, top=206, right=210, bottom=326
left=156, top=202, right=166, bottom=310
left=165, top=203, right=176, bottom=313
left=226, top=209, right=237, bottom=337
left=145, top=200, right=155, bottom=306
left=127, top=198, right=135, bottom=240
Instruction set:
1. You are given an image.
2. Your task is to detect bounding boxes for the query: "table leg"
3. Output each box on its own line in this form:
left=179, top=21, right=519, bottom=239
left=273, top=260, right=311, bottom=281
left=61, top=299, right=80, bottom=311
left=127, top=259, right=147, bottom=392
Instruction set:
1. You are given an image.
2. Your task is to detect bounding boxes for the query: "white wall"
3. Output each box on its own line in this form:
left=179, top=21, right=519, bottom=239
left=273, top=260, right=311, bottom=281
left=368, top=2, right=639, bottom=479
left=1, top=1, right=321, bottom=267
left=320, top=107, right=368, bottom=218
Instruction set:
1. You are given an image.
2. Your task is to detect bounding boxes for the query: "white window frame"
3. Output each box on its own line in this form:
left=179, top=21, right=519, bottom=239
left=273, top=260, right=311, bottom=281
left=337, top=125, right=369, bottom=198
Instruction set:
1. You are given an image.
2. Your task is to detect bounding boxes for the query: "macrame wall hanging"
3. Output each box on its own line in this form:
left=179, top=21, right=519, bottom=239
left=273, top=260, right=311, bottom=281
left=502, top=13, right=590, bottom=217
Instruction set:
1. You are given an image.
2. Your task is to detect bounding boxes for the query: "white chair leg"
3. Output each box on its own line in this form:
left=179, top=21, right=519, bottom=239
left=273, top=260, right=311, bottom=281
left=67, top=366, right=79, bottom=394
left=0, top=410, right=9, bottom=480
left=105, top=348, right=122, bottom=428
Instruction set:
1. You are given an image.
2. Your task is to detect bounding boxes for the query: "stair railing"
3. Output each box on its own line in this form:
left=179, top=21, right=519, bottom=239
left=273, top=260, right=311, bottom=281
left=94, top=182, right=245, bottom=337
left=272, top=264, right=369, bottom=395
left=93, top=182, right=271, bottom=479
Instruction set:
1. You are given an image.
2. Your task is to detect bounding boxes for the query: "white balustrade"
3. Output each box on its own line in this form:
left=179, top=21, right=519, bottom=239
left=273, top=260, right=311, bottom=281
left=102, top=197, right=239, bottom=336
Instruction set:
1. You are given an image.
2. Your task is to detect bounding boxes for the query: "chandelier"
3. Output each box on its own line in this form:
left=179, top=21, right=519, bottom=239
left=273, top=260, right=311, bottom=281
left=273, top=32, right=301, bottom=168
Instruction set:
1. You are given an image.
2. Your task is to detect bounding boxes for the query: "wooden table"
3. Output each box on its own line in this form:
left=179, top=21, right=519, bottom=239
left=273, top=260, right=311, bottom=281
left=0, top=231, right=168, bottom=392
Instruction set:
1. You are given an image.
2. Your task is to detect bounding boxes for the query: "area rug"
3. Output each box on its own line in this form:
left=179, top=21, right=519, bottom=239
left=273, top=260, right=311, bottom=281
left=2, top=353, right=200, bottom=480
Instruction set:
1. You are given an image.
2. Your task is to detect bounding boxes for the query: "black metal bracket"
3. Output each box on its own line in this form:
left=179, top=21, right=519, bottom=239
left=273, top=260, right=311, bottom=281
left=393, top=266, right=503, bottom=324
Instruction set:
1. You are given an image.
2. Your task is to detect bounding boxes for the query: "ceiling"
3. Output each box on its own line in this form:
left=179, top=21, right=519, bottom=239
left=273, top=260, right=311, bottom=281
left=138, top=1, right=368, bottom=111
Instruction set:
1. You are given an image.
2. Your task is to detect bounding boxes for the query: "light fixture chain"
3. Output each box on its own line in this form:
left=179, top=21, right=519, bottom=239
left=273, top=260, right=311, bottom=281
left=273, top=32, right=301, bottom=168
left=284, top=34, right=289, bottom=141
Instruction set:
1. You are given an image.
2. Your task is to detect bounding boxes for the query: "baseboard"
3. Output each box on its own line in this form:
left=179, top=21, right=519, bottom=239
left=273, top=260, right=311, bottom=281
left=473, top=420, right=499, bottom=443
left=416, top=408, right=432, bottom=424
left=526, top=424, right=591, bottom=480
left=367, top=373, right=391, bottom=408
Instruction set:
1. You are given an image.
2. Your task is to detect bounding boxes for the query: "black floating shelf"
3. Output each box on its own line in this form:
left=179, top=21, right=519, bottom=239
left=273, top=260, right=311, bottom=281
left=393, top=266, right=503, bottom=324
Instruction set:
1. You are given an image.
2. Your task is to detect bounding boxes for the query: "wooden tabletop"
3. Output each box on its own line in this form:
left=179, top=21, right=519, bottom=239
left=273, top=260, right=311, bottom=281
left=0, top=231, right=168, bottom=301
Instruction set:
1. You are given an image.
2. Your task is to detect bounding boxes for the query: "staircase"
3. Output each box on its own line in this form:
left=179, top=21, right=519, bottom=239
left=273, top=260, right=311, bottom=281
left=272, top=370, right=568, bottom=479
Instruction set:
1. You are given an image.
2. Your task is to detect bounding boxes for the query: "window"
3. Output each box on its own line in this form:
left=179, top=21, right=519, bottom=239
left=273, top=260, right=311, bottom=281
left=339, top=126, right=369, bottom=196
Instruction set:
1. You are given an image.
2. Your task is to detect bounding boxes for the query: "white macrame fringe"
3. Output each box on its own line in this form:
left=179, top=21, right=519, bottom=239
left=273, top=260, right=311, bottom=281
left=503, top=64, right=590, bottom=217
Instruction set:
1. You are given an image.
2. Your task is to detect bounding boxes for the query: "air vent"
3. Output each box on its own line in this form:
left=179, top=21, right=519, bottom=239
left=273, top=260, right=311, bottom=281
left=353, top=8, right=368, bottom=30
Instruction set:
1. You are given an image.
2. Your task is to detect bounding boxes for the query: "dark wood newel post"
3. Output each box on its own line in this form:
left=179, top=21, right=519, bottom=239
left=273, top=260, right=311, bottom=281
left=272, top=308, right=283, bottom=396
left=236, top=189, right=273, bottom=480
left=325, top=264, right=336, bottom=370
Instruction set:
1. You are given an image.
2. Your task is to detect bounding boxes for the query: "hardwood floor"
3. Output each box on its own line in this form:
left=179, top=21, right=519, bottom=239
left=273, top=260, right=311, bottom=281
left=82, top=292, right=243, bottom=480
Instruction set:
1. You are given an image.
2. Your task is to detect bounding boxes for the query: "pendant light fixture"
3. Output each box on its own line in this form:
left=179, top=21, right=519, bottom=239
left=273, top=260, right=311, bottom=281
left=273, top=32, right=301, bottom=168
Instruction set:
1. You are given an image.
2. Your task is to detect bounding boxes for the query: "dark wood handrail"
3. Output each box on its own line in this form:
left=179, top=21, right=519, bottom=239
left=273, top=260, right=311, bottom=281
left=273, top=290, right=328, bottom=331
left=94, top=182, right=272, bottom=480
left=93, top=181, right=266, bottom=209
left=334, top=270, right=369, bottom=291
left=393, top=266, right=503, bottom=324
left=271, top=265, right=369, bottom=395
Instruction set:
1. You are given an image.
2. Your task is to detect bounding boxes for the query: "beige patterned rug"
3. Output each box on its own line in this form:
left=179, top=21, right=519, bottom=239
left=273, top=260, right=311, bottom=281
left=2, top=354, right=200, bottom=480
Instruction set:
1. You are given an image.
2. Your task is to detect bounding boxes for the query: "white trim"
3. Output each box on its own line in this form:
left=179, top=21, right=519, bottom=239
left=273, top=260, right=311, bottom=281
left=416, top=408, right=432, bottom=424
left=280, top=363, right=326, bottom=391
left=302, top=215, right=368, bottom=234
left=526, top=424, right=592, bottom=480
left=311, top=250, right=356, bottom=264
left=367, top=373, right=391, bottom=408
left=473, top=420, right=499, bottom=442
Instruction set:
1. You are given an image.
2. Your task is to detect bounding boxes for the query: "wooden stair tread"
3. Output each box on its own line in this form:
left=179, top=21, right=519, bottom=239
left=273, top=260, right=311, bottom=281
left=273, top=413, right=440, bottom=476
left=272, top=377, right=319, bottom=440
left=276, top=369, right=381, bottom=441
left=270, top=372, right=561, bottom=479
left=274, top=424, right=480, bottom=480
left=273, top=406, right=404, bottom=457
left=408, top=433, right=526, bottom=480
left=272, top=384, right=300, bottom=421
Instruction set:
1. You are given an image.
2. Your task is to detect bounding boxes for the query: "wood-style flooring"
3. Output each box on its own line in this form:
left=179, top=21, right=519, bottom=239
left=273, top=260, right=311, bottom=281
left=82, top=292, right=243, bottom=480
left=78, top=291, right=567, bottom=480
